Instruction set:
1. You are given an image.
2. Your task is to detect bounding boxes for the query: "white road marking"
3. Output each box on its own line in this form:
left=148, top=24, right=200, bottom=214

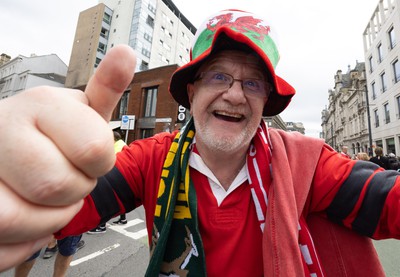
left=108, top=218, right=148, bottom=240
left=70, top=243, right=120, bottom=266
left=70, top=219, right=147, bottom=266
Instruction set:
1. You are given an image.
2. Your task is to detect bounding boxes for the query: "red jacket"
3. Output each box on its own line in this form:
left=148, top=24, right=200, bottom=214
left=59, top=128, right=400, bottom=276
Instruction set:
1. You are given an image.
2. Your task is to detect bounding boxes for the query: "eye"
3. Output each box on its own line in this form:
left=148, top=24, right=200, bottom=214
left=243, top=79, right=262, bottom=90
left=210, top=72, right=228, bottom=82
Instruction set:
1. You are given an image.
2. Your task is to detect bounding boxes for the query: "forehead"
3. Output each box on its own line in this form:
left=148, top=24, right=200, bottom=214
left=197, top=50, right=266, bottom=76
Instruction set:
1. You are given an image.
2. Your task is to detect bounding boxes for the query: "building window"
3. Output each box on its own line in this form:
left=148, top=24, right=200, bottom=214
left=380, top=72, right=387, bottom=92
left=377, top=43, right=383, bottom=63
left=103, top=12, right=112, bottom=25
left=374, top=109, right=380, bottom=127
left=148, top=3, right=156, bottom=13
left=371, top=82, right=376, bottom=99
left=159, top=53, right=169, bottom=64
left=100, top=27, right=109, bottom=39
left=389, top=26, right=396, bottom=49
left=384, top=103, right=390, bottom=123
left=94, top=57, right=102, bottom=68
left=141, top=47, right=151, bottom=58
left=98, top=42, right=107, bottom=54
left=146, top=15, right=154, bottom=28
left=144, top=32, right=152, bottom=42
left=140, top=61, right=149, bottom=71
left=393, top=59, right=400, bottom=83
left=397, top=95, right=400, bottom=118
left=118, top=91, right=129, bottom=117
left=369, top=56, right=374, bottom=73
left=159, top=39, right=171, bottom=51
left=140, top=129, right=154, bottom=139
left=144, top=87, right=158, bottom=117
left=386, top=137, right=396, bottom=155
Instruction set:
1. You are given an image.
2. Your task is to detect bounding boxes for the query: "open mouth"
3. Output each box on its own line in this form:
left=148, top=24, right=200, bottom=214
left=213, top=111, right=244, bottom=122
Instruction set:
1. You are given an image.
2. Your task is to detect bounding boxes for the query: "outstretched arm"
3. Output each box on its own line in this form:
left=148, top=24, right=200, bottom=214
left=0, top=45, right=137, bottom=271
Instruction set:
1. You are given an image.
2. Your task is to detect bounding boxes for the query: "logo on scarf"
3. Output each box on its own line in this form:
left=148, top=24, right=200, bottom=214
left=152, top=225, right=199, bottom=277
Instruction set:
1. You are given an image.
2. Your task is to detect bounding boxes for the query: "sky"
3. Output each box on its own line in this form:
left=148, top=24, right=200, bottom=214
left=2, top=0, right=380, bottom=137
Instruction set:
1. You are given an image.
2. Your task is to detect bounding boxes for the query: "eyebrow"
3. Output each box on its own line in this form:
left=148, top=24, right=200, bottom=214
left=204, top=62, right=266, bottom=80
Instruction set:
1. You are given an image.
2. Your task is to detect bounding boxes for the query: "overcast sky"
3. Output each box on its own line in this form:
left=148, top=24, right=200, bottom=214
left=2, top=0, right=380, bottom=137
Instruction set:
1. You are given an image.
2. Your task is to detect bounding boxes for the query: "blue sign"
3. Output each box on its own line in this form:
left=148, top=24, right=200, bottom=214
left=122, top=115, right=129, bottom=123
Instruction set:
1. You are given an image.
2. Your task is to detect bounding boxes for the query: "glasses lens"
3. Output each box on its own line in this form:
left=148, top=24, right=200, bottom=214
left=242, top=79, right=267, bottom=96
left=201, top=71, right=231, bottom=90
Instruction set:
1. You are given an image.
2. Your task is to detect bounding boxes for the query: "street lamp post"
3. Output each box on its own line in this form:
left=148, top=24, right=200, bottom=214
left=364, top=85, right=373, bottom=157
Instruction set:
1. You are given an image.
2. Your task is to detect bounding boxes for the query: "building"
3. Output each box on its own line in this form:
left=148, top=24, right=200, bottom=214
left=0, top=54, right=67, bottom=99
left=363, top=0, right=400, bottom=156
left=263, top=115, right=287, bottom=131
left=0, top=53, right=11, bottom=66
left=65, top=0, right=196, bottom=89
left=321, top=62, right=369, bottom=156
left=108, top=64, right=189, bottom=144
left=286, top=122, right=305, bottom=134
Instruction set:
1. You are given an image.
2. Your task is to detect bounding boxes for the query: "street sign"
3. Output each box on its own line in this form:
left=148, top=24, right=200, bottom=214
left=120, top=115, right=135, bottom=130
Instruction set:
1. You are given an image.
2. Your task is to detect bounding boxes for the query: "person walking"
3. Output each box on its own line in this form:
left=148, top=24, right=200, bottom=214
left=14, top=236, right=85, bottom=277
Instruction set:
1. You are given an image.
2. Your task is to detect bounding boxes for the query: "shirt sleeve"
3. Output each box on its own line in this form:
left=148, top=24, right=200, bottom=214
left=310, top=145, right=400, bottom=239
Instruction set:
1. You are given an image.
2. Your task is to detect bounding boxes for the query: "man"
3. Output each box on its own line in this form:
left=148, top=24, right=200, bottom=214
left=340, top=145, right=351, bottom=159
left=1, top=9, right=400, bottom=276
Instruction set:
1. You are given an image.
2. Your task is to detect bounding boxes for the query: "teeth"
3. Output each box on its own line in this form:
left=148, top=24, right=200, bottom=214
left=215, top=111, right=242, bottom=118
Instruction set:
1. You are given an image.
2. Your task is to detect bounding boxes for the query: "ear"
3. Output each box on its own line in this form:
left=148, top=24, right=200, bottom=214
left=187, top=83, right=195, bottom=104
left=187, top=83, right=195, bottom=115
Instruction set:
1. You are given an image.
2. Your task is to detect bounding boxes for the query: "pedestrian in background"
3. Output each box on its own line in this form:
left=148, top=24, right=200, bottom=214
left=369, top=146, right=389, bottom=169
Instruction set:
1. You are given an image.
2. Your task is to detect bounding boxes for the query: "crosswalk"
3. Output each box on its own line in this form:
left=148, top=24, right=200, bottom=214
left=70, top=218, right=148, bottom=268
left=108, top=218, right=148, bottom=240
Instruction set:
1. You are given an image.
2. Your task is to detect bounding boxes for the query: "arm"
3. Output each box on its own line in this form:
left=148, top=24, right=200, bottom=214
left=0, top=45, right=137, bottom=271
left=311, top=145, right=400, bottom=239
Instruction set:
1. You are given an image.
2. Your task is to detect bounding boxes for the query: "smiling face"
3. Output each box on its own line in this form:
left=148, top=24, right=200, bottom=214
left=187, top=50, right=269, bottom=154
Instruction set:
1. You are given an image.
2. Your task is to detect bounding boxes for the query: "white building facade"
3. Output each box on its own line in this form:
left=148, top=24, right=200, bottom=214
left=66, top=0, right=196, bottom=89
left=101, top=0, right=196, bottom=71
left=363, top=0, right=400, bottom=155
left=0, top=54, right=67, bottom=99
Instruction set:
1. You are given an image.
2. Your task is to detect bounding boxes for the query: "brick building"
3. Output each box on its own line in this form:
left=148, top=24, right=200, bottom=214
left=111, top=64, right=188, bottom=144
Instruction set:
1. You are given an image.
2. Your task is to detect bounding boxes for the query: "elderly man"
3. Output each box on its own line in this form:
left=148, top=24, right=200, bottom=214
left=1, top=9, right=400, bottom=277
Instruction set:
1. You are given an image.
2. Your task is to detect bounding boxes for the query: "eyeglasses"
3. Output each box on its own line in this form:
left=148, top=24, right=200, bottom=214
left=194, top=71, right=271, bottom=98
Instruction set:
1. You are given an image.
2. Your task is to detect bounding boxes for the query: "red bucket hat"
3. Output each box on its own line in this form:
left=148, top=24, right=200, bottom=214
left=169, top=9, right=296, bottom=116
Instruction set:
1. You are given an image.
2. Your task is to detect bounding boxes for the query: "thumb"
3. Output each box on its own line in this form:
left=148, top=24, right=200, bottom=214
left=85, top=44, right=137, bottom=121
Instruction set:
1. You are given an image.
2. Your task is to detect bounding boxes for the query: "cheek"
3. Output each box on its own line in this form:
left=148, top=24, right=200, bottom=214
left=250, top=98, right=267, bottom=116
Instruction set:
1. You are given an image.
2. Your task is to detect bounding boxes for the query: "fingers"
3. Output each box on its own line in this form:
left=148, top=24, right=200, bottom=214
left=0, top=88, right=112, bottom=206
left=0, top=236, right=52, bottom=272
left=0, top=182, right=84, bottom=243
left=85, top=44, right=137, bottom=121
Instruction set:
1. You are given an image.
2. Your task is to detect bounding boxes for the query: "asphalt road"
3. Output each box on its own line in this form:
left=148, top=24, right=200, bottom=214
left=1, top=207, right=400, bottom=276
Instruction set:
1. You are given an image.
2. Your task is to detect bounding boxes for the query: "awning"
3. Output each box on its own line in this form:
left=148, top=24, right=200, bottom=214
left=108, top=121, right=121, bottom=130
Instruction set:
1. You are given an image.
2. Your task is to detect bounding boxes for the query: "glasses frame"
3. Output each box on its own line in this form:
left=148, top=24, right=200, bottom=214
left=194, top=71, right=271, bottom=98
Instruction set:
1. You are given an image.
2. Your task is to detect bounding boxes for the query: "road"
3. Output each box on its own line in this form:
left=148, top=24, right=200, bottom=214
left=1, top=207, right=400, bottom=276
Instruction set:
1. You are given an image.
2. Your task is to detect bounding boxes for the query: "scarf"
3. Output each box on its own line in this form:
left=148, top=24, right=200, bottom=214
left=146, top=118, right=323, bottom=276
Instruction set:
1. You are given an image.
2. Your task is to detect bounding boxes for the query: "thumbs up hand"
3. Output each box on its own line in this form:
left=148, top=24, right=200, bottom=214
left=0, top=45, right=136, bottom=271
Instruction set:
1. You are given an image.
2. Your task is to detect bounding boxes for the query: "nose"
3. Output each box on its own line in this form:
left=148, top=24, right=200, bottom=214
left=222, top=80, right=247, bottom=105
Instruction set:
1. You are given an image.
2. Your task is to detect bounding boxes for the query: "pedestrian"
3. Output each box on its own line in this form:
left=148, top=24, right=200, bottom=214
left=14, top=236, right=85, bottom=277
left=2, top=9, right=400, bottom=277
left=340, top=145, right=351, bottom=159
left=356, top=152, right=369, bottom=161
left=369, top=146, right=390, bottom=169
